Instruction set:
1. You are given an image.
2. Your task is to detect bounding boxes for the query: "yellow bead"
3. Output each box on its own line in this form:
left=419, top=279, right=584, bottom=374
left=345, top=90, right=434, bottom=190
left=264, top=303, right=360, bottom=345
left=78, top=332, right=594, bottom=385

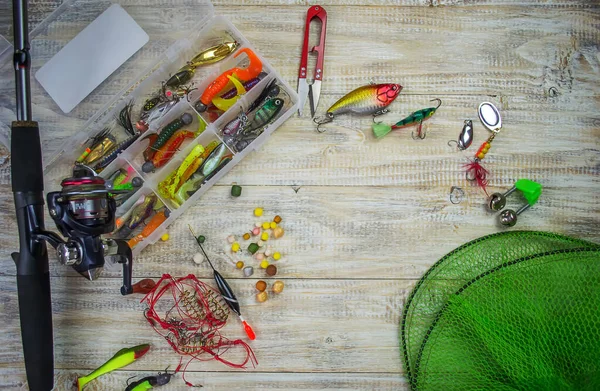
left=273, top=252, right=281, bottom=260
left=262, top=222, right=270, bottom=230
left=261, top=232, right=269, bottom=241
left=483, top=146, right=490, bottom=153
left=160, top=233, right=170, bottom=241
left=232, top=242, right=240, bottom=252
left=243, top=233, right=251, bottom=240
left=484, top=142, right=491, bottom=148
left=254, top=208, right=263, bottom=217
left=270, top=221, right=277, bottom=229
left=236, top=261, right=244, bottom=269
left=260, top=260, right=269, bottom=269
left=477, top=152, right=485, bottom=159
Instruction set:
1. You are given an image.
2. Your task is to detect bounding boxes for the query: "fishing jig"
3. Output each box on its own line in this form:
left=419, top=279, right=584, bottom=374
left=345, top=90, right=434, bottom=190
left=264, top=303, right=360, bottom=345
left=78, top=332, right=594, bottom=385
left=142, top=130, right=195, bottom=173
left=372, top=98, right=442, bottom=140
left=76, top=344, right=150, bottom=391
left=137, top=99, right=179, bottom=131
left=142, top=112, right=193, bottom=162
left=448, top=120, right=474, bottom=150
left=165, top=65, right=195, bottom=90
left=189, top=226, right=256, bottom=340
left=228, top=97, right=284, bottom=153
left=465, top=102, right=504, bottom=194
left=127, top=209, right=168, bottom=249
left=188, top=41, right=238, bottom=67
left=125, top=368, right=173, bottom=391
left=116, top=100, right=136, bottom=136
left=194, top=48, right=263, bottom=113
left=314, top=83, right=402, bottom=133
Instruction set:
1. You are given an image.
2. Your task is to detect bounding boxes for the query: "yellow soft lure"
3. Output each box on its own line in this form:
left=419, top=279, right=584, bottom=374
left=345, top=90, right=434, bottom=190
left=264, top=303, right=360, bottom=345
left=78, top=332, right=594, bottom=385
left=77, top=344, right=150, bottom=390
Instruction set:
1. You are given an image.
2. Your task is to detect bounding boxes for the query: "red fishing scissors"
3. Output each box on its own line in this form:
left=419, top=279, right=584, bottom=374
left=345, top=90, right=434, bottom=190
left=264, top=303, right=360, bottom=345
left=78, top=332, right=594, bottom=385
left=297, top=5, right=327, bottom=118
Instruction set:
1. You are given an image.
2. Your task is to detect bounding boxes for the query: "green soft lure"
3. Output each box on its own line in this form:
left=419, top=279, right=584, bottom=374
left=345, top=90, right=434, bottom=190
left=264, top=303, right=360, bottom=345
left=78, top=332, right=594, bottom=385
left=77, top=344, right=150, bottom=391
left=372, top=98, right=442, bottom=140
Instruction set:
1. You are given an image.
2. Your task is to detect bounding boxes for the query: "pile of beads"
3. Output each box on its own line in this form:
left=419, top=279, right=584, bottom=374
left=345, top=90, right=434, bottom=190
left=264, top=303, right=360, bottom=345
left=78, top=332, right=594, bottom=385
left=226, top=208, right=287, bottom=278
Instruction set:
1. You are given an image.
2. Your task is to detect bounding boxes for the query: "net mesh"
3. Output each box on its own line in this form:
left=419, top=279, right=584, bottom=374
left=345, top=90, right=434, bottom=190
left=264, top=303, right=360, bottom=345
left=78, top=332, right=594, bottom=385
left=401, top=231, right=600, bottom=391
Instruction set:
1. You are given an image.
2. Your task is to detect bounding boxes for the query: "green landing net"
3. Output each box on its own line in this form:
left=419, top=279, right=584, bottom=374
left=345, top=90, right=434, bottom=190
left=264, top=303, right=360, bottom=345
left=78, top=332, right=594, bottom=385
left=401, top=231, right=600, bottom=391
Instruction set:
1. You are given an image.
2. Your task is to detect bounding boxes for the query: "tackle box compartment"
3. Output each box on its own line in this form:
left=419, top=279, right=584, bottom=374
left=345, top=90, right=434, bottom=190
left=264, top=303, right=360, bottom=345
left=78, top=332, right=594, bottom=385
left=27, top=0, right=298, bottom=255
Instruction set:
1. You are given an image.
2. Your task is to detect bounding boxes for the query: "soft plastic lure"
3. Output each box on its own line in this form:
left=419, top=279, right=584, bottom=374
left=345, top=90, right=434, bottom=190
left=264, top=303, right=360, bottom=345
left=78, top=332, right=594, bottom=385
left=372, top=98, right=442, bottom=140
left=157, top=144, right=206, bottom=201
left=127, top=210, right=168, bottom=248
left=195, top=48, right=263, bottom=112
left=188, top=41, right=238, bottom=67
left=212, top=75, right=246, bottom=112
left=145, top=113, right=194, bottom=158
left=76, top=344, right=150, bottom=391
left=142, top=130, right=195, bottom=173
left=315, top=83, right=402, bottom=132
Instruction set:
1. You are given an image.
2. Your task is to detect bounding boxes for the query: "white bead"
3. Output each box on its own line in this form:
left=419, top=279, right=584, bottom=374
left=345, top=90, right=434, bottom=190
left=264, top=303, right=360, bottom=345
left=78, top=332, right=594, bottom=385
left=193, top=252, right=204, bottom=265
left=227, top=235, right=236, bottom=243
left=257, top=240, right=265, bottom=247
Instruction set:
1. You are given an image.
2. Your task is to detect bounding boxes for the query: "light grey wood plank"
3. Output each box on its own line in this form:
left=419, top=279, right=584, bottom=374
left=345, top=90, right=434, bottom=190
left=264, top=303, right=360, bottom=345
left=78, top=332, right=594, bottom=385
left=1, top=276, right=410, bottom=374
left=0, top=368, right=408, bottom=391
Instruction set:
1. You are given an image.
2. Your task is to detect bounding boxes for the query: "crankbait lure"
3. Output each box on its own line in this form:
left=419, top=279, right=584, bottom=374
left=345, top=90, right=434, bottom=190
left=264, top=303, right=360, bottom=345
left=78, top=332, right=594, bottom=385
left=371, top=98, right=442, bottom=140
left=245, top=97, right=284, bottom=133
left=465, top=102, right=504, bottom=194
left=143, top=112, right=193, bottom=161
left=188, top=41, right=238, bottom=67
left=142, top=130, right=195, bottom=172
left=314, top=83, right=402, bottom=132
left=449, top=120, right=474, bottom=150
left=127, top=210, right=168, bottom=248
left=76, top=344, right=150, bottom=391
left=246, top=78, right=280, bottom=113
left=195, top=48, right=263, bottom=112
left=189, top=226, right=256, bottom=340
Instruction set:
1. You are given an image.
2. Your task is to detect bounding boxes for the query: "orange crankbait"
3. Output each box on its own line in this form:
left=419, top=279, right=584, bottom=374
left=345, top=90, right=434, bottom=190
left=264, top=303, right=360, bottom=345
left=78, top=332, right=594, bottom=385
left=194, top=48, right=263, bottom=112
left=314, top=83, right=402, bottom=132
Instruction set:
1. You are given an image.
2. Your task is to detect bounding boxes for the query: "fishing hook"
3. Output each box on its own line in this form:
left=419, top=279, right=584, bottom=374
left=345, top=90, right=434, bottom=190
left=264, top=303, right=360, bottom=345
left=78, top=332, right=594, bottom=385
left=431, top=98, right=442, bottom=109
left=314, top=114, right=333, bottom=133
left=411, top=121, right=426, bottom=140
left=449, top=186, right=465, bottom=204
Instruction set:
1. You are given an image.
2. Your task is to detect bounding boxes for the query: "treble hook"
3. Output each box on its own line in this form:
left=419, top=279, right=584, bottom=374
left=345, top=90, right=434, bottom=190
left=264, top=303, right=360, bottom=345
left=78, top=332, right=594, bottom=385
left=431, top=98, right=442, bottom=109
left=314, top=114, right=333, bottom=133
left=411, top=121, right=426, bottom=140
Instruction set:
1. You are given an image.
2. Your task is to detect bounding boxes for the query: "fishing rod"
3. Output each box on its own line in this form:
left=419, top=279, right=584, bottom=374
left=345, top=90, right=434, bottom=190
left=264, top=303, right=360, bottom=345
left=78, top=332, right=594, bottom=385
left=10, top=1, right=134, bottom=388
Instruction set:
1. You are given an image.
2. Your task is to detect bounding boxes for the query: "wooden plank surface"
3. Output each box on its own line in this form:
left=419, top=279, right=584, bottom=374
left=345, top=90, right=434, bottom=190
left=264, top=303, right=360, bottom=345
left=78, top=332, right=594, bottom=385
left=0, top=1, right=599, bottom=390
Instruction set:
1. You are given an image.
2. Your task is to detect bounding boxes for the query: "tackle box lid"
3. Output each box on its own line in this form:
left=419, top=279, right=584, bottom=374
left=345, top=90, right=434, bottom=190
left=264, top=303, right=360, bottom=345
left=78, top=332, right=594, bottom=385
left=1, top=0, right=214, bottom=163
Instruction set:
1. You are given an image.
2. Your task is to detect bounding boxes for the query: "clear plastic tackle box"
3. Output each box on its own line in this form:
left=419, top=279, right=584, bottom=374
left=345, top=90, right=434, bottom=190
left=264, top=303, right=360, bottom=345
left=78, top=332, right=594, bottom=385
left=11, top=0, right=298, bottom=255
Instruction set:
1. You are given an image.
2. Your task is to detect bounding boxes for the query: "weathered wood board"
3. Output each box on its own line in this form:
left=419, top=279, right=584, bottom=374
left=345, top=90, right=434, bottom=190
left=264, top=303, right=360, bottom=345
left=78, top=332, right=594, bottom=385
left=0, top=1, right=598, bottom=390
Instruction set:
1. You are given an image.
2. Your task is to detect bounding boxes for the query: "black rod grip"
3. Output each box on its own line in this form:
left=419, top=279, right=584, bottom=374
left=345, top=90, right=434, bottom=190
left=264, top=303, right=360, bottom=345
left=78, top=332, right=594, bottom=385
left=11, top=121, right=43, bottom=193
left=16, top=272, right=54, bottom=390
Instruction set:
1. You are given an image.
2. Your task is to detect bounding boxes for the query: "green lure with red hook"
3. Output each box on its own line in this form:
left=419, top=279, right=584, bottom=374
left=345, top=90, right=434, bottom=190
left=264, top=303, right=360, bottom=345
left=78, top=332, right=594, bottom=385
left=372, top=98, right=442, bottom=139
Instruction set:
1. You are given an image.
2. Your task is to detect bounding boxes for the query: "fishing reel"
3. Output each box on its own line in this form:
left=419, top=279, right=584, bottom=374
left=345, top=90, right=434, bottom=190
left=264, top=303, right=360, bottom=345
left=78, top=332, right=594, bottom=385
left=43, top=165, right=133, bottom=294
